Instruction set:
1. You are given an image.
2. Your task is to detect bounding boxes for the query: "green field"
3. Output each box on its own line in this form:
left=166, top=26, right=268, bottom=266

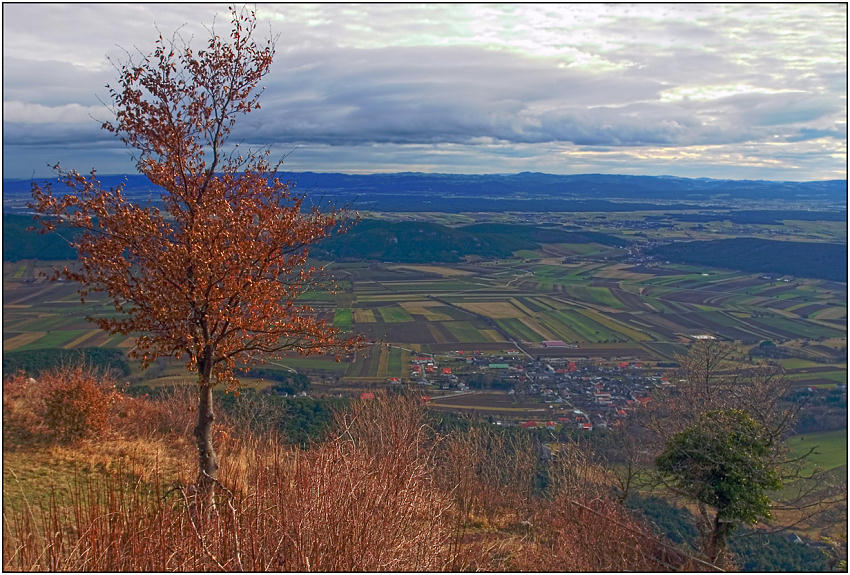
left=444, top=321, right=487, bottom=343
left=16, top=329, right=88, bottom=351
left=333, top=308, right=353, bottom=330
left=387, top=347, right=403, bottom=377
left=786, top=430, right=848, bottom=474
left=496, top=318, right=545, bottom=341
left=376, top=305, right=415, bottom=323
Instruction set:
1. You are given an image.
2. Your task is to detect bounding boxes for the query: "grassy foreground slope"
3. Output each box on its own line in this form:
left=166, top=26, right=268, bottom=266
left=4, top=371, right=696, bottom=572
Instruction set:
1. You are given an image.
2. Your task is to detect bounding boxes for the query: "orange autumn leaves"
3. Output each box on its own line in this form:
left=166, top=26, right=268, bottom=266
left=30, top=7, right=360, bottom=391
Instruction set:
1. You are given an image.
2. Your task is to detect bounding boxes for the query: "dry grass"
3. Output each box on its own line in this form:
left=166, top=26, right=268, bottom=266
left=3, top=372, right=685, bottom=572
left=2, top=390, right=460, bottom=571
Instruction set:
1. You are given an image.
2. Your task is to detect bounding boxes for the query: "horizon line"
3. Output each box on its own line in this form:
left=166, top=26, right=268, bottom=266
left=4, top=170, right=846, bottom=185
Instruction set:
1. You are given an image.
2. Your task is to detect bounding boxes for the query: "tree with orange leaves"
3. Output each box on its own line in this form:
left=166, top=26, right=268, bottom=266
left=30, top=7, right=360, bottom=494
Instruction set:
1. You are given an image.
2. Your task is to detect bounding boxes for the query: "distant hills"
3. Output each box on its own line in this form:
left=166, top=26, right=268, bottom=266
left=4, top=172, right=846, bottom=213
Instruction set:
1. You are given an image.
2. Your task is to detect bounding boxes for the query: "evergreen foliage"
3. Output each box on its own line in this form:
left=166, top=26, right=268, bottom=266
left=656, top=409, right=782, bottom=526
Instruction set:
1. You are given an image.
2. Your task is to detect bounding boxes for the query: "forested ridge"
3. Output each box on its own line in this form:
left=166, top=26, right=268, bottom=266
left=647, top=238, right=847, bottom=282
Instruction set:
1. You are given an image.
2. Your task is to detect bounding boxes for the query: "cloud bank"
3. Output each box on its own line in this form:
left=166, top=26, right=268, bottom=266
left=3, top=3, right=845, bottom=180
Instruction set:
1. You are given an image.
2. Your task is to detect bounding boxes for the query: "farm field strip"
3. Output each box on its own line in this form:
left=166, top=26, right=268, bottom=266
left=387, top=347, right=403, bottom=377
left=63, top=329, right=103, bottom=348
left=99, top=334, right=129, bottom=348
left=457, top=301, right=525, bottom=318
left=548, top=309, right=623, bottom=343
left=561, top=285, right=624, bottom=308
left=426, top=322, right=456, bottom=344
left=376, top=346, right=390, bottom=378
left=387, top=264, right=474, bottom=277
left=399, top=301, right=454, bottom=321
left=577, top=308, right=653, bottom=341
left=534, top=314, right=583, bottom=342
left=3, top=331, right=47, bottom=351
left=516, top=316, right=557, bottom=341
left=509, top=297, right=539, bottom=317
left=443, top=321, right=489, bottom=343
left=376, top=305, right=415, bottom=323
left=496, top=318, right=546, bottom=342
left=17, top=329, right=87, bottom=351
left=353, top=308, right=376, bottom=323
left=812, top=307, right=847, bottom=321
left=479, top=329, right=506, bottom=342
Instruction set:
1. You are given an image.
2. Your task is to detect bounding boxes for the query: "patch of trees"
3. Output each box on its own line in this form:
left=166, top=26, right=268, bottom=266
left=218, top=391, right=349, bottom=448
left=3, top=215, right=629, bottom=265
left=465, top=375, right=513, bottom=390
left=2, top=214, right=78, bottom=261
left=748, top=339, right=793, bottom=359
left=646, top=238, right=847, bottom=282
left=244, top=368, right=310, bottom=395
left=794, top=392, right=847, bottom=433
left=2, top=347, right=129, bottom=377
left=314, top=219, right=626, bottom=263
left=126, top=384, right=348, bottom=448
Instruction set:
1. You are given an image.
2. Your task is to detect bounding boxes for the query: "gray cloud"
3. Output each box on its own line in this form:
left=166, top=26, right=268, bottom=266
left=3, top=3, right=845, bottom=180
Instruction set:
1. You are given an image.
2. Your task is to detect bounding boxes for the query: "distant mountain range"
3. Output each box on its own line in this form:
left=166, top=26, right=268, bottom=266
left=4, top=172, right=846, bottom=213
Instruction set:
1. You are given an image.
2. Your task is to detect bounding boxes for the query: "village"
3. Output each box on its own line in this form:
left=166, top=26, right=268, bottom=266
left=387, top=342, right=670, bottom=432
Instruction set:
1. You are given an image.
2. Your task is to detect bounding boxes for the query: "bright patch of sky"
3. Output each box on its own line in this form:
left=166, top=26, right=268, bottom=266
left=3, top=3, right=846, bottom=180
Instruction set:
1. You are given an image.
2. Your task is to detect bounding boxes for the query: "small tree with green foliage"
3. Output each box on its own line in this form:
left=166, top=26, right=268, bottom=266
left=656, top=409, right=782, bottom=568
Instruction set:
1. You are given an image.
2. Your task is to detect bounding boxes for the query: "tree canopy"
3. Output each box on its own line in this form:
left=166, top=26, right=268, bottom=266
left=656, top=409, right=782, bottom=566
left=29, top=7, right=359, bottom=491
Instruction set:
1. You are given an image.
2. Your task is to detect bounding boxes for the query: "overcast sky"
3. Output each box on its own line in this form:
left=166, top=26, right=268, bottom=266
left=3, top=3, right=846, bottom=180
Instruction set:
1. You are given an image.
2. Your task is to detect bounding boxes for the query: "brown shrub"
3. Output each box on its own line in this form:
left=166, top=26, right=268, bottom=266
left=2, top=372, right=47, bottom=447
left=39, top=365, right=116, bottom=444
left=3, top=365, right=123, bottom=446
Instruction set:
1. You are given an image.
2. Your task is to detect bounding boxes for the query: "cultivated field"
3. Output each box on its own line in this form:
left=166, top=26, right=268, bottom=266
left=3, top=214, right=846, bottom=390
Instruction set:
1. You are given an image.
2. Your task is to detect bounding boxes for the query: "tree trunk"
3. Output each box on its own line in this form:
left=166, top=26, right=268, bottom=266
left=705, top=513, right=731, bottom=569
left=194, top=354, right=219, bottom=499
